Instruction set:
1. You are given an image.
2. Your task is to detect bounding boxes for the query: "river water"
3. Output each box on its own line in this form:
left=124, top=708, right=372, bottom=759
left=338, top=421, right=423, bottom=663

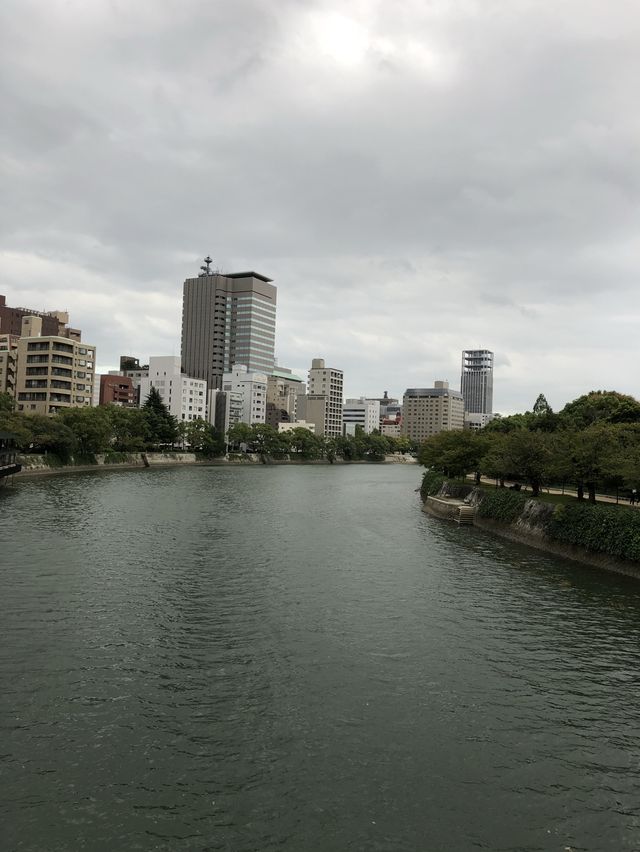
left=2, top=464, right=640, bottom=851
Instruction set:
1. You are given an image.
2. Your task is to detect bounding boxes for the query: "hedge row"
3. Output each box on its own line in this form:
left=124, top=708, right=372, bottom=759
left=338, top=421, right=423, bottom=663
left=547, top=502, right=640, bottom=561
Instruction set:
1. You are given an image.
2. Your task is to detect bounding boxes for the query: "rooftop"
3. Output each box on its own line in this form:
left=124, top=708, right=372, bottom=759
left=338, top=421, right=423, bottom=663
left=226, top=271, right=273, bottom=283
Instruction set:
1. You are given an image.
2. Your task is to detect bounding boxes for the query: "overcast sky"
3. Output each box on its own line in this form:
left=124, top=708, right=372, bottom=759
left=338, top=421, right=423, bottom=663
left=2, top=0, right=639, bottom=413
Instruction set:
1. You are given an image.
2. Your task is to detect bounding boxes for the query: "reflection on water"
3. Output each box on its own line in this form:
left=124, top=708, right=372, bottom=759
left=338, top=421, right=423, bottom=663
left=2, top=465, right=640, bottom=851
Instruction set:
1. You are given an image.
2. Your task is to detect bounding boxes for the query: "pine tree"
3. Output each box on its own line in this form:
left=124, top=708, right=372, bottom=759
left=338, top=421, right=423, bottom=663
left=143, top=387, right=178, bottom=447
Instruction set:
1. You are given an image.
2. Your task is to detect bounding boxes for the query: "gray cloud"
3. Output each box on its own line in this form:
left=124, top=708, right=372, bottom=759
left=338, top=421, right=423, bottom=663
left=2, top=0, right=640, bottom=413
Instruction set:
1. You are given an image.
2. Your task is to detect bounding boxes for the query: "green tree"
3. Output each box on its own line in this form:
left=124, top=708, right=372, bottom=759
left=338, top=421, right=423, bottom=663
left=248, top=424, right=289, bottom=458
left=107, top=406, right=150, bottom=451
left=532, top=393, right=553, bottom=416
left=142, top=387, right=178, bottom=447
left=227, top=422, right=253, bottom=451
left=494, top=430, right=555, bottom=497
left=288, top=427, right=322, bottom=459
left=58, top=406, right=113, bottom=456
left=28, top=415, right=77, bottom=460
left=186, top=417, right=225, bottom=456
left=0, top=392, right=16, bottom=414
left=559, top=390, right=640, bottom=429
left=557, top=424, right=622, bottom=502
left=0, top=409, right=34, bottom=451
left=419, top=430, right=487, bottom=480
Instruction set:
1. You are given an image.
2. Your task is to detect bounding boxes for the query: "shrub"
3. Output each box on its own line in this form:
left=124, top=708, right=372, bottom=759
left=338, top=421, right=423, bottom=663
left=420, top=470, right=446, bottom=499
left=476, top=488, right=528, bottom=523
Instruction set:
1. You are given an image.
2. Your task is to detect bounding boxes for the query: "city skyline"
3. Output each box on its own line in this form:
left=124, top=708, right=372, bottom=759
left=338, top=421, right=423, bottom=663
left=3, top=2, right=640, bottom=414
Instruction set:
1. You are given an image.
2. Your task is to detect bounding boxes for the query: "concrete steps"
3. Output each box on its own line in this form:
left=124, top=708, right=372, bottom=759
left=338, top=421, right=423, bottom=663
left=457, top=505, right=476, bottom=526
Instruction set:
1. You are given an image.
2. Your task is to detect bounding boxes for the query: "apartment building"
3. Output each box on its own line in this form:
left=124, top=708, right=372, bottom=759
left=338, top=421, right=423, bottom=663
left=0, top=334, right=18, bottom=396
left=401, top=380, right=464, bottom=443
left=0, top=294, right=80, bottom=340
left=139, top=356, right=207, bottom=422
left=298, top=358, right=344, bottom=437
left=99, top=374, right=136, bottom=406
left=208, top=388, right=245, bottom=436
left=14, top=316, right=96, bottom=415
left=221, top=364, right=268, bottom=426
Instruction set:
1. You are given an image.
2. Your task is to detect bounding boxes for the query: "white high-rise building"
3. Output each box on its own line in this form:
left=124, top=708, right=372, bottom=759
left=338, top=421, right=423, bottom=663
left=342, top=398, right=380, bottom=435
left=461, top=350, right=494, bottom=425
left=139, top=356, right=207, bottom=422
left=221, top=364, right=267, bottom=426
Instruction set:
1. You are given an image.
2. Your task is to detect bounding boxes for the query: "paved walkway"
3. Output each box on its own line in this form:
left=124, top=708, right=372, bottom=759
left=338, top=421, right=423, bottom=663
left=469, top=475, right=639, bottom=508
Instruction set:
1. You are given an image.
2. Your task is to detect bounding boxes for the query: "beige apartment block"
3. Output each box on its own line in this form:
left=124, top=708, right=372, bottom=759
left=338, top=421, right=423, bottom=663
left=0, top=334, right=18, bottom=396
left=14, top=316, right=96, bottom=416
left=301, top=358, right=344, bottom=437
left=401, top=380, right=464, bottom=443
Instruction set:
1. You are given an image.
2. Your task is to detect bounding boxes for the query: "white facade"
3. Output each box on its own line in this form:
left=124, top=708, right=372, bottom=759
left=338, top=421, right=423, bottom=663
left=139, top=356, right=207, bottom=422
left=464, top=412, right=494, bottom=431
left=342, top=397, right=380, bottom=435
left=222, top=364, right=267, bottom=425
left=278, top=420, right=315, bottom=434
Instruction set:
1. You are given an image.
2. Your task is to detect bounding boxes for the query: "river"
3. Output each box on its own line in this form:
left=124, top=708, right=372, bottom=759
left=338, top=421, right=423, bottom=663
left=2, top=464, right=640, bottom=851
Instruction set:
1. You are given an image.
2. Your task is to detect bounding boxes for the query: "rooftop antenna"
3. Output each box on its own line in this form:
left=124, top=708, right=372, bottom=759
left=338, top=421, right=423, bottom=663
left=199, top=255, right=213, bottom=277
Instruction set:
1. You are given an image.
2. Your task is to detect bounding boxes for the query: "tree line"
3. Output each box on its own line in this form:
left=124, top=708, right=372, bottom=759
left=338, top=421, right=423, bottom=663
left=0, top=388, right=223, bottom=459
left=0, top=389, right=416, bottom=462
left=419, top=391, right=640, bottom=502
left=226, top=422, right=415, bottom=461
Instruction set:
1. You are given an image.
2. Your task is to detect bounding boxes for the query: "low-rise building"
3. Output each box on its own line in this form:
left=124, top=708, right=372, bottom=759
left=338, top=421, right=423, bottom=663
left=139, top=356, right=207, bottom=422
left=14, top=316, right=96, bottom=415
left=99, top=374, right=137, bottom=406
left=380, top=419, right=402, bottom=438
left=401, top=380, right=464, bottom=443
left=342, top=398, right=380, bottom=435
left=277, top=420, right=315, bottom=434
left=112, top=355, right=150, bottom=405
left=464, top=412, right=494, bottom=431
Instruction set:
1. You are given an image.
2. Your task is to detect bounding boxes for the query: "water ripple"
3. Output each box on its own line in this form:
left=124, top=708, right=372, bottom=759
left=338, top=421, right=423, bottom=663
left=2, top=465, right=640, bottom=851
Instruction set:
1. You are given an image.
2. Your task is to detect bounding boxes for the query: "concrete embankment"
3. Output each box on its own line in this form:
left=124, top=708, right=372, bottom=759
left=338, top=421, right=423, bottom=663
left=423, top=492, right=640, bottom=580
left=13, top=452, right=417, bottom=479
left=15, top=452, right=197, bottom=477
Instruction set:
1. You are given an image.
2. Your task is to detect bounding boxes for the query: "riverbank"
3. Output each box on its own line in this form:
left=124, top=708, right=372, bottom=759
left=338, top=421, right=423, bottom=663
left=422, top=487, right=640, bottom=580
left=11, top=452, right=417, bottom=479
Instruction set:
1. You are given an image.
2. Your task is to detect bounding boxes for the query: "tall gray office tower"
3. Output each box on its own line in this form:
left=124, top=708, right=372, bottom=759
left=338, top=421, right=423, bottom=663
left=181, top=259, right=277, bottom=390
left=461, top=350, right=494, bottom=418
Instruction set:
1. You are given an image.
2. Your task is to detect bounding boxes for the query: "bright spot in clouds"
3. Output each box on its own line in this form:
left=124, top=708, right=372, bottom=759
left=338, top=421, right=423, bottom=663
left=310, top=11, right=370, bottom=67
